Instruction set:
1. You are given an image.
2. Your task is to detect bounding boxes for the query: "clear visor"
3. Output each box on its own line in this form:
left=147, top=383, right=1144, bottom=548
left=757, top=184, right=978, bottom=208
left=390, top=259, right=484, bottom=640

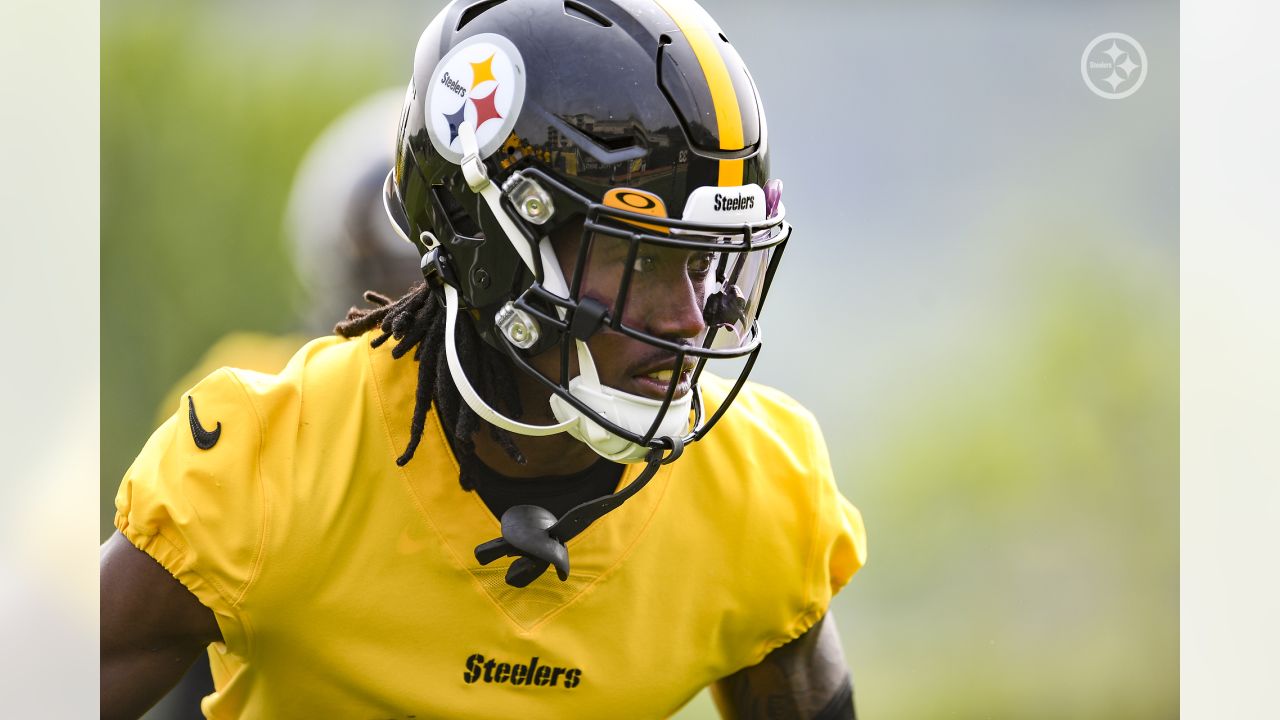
left=570, top=214, right=787, bottom=357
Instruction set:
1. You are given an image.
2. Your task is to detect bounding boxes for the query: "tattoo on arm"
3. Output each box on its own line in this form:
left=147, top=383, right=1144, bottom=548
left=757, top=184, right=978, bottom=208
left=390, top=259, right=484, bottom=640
left=711, top=613, right=856, bottom=720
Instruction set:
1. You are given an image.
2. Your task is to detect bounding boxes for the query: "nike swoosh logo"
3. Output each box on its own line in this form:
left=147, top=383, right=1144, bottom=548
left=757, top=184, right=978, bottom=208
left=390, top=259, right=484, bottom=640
left=188, top=395, right=222, bottom=450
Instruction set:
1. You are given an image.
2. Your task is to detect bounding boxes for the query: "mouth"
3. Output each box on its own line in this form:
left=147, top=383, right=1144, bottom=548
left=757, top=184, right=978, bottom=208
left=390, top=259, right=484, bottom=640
left=628, top=361, right=697, bottom=401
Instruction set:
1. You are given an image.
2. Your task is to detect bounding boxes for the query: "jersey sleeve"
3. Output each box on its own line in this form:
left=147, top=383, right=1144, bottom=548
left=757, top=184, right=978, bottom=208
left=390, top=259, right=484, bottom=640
left=113, top=367, right=267, bottom=650
left=798, top=413, right=867, bottom=633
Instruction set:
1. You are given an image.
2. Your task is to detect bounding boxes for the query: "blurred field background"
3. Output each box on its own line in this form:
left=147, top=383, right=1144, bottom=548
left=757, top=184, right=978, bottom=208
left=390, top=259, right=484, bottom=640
left=102, top=0, right=1177, bottom=717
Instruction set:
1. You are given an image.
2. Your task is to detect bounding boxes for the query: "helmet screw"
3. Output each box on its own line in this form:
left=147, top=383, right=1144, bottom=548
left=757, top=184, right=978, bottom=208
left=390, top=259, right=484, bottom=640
left=495, top=302, right=540, bottom=349
left=522, top=197, right=544, bottom=219
left=504, top=172, right=555, bottom=225
left=473, top=267, right=491, bottom=289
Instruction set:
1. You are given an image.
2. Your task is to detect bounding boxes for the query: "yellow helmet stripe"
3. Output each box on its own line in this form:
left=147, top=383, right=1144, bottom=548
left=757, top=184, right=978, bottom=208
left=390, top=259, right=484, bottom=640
left=652, top=0, right=745, bottom=186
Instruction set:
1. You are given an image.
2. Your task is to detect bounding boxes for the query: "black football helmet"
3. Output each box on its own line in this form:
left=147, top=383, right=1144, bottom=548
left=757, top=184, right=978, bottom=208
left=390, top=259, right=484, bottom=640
left=384, top=0, right=790, bottom=463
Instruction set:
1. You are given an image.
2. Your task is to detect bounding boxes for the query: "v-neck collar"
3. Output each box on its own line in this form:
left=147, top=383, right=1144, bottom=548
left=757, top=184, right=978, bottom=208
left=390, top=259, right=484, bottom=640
left=365, top=336, right=674, bottom=633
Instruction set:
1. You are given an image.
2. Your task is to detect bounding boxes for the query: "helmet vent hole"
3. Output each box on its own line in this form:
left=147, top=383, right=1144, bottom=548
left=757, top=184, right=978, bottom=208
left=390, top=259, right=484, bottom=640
left=563, top=1, right=613, bottom=28
left=574, top=124, right=639, bottom=152
left=718, top=32, right=729, bottom=43
left=456, top=0, right=509, bottom=31
left=432, top=186, right=482, bottom=239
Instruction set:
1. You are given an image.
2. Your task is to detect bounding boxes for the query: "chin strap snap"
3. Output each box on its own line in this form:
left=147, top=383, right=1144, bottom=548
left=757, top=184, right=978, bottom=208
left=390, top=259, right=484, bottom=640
left=474, top=441, right=683, bottom=587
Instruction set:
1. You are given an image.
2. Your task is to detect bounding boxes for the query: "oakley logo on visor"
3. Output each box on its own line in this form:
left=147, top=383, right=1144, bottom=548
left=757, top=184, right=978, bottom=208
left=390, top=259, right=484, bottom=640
left=602, top=188, right=669, bottom=233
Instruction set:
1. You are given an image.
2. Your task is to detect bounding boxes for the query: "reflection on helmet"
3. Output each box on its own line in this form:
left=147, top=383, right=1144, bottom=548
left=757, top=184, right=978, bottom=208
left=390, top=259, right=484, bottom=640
left=386, top=0, right=791, bottom=462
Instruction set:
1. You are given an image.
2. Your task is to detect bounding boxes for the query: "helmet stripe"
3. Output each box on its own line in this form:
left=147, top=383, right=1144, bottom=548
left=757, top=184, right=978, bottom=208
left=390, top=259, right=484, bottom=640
left=652, top=0, right=745, bottom=186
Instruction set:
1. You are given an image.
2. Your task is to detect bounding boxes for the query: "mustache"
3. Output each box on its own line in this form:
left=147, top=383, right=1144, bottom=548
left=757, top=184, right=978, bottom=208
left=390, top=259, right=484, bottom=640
left=626, top=346, right=698, bottom=377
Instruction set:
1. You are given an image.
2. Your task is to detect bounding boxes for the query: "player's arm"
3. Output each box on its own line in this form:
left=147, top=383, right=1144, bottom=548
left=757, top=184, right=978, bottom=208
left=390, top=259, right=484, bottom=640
left=100, top=530, right=223, bottom=720
left=710, top=613, right=855, bottom=720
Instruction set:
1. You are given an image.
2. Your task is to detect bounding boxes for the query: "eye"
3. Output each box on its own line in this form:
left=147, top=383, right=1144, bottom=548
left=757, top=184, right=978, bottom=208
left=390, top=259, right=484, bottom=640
left=632, top=254, right=657, bottom=273
left=687, top=252, right=716, bottom=278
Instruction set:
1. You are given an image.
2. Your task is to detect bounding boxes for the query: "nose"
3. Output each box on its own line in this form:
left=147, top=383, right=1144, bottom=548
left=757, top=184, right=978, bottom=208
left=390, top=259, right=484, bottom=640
left=635, top=274, right=707, bottom=342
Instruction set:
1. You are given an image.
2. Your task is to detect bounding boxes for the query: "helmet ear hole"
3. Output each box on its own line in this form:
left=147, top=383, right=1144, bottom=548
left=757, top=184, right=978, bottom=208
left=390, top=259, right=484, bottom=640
left=431, top=185, right=482, bottom=239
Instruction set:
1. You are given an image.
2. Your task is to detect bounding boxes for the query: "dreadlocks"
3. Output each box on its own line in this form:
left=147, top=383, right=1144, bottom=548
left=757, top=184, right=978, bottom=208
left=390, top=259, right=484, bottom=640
left=335, top=283, right=526, bottom=489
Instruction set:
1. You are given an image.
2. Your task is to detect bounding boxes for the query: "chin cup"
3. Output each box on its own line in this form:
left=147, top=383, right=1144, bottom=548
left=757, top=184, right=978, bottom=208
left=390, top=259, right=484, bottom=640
left=548, top=376, right=694, bottom=463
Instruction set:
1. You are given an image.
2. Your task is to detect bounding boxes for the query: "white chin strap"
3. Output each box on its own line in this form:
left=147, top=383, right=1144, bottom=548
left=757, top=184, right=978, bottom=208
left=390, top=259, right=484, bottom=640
left=442, top=121, right=694, bottom=463
left=443, top=283, right=573, bottom=437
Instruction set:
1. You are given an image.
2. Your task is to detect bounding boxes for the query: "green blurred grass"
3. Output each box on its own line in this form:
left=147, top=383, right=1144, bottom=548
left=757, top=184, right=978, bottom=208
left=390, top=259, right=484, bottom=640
left=836, top=245, right=1178, bottom=718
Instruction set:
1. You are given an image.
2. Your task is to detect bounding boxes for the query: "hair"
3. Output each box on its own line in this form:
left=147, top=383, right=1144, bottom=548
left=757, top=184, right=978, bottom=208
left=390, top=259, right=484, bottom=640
left=335, top=284, right=525, bottom=488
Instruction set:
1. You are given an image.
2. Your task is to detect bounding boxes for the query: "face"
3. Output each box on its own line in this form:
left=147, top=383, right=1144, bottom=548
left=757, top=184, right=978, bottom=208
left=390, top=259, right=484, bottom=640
left=526, top=223, right=719, bottom=401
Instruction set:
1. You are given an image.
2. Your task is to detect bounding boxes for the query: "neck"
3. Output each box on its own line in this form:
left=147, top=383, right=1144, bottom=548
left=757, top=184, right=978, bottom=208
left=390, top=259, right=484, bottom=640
left=472, top=429, right=600, bottom=478
left=468, top=372, right=600, bottom=478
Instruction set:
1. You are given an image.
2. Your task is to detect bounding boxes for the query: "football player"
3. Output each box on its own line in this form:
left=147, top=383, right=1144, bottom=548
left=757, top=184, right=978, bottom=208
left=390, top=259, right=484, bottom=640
left=101, top=1, right=867, bottom=718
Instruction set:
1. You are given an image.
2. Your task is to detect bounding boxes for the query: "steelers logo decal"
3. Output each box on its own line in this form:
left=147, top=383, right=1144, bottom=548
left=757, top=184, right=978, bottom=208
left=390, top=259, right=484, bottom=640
left=425, top=33, right=526, bottom=164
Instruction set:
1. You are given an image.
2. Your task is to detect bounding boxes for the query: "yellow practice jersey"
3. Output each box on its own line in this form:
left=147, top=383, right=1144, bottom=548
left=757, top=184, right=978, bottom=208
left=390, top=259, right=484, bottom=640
left=115, top=333, right=867, bottom=719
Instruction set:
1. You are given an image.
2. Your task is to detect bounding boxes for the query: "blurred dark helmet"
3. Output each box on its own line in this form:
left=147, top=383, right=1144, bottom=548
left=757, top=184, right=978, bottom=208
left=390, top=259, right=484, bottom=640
left=286, top=89, right=423, bottom=333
